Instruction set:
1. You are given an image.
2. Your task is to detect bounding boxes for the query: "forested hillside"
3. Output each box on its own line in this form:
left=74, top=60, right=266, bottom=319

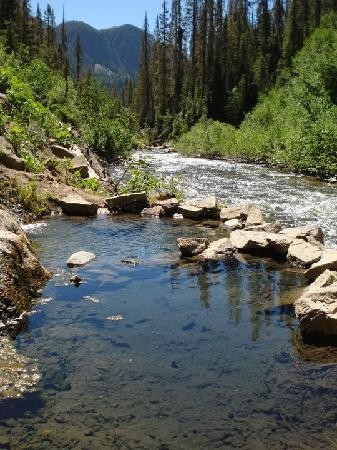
left=0, top=0, right=139, bottom=162
left=132, top=0, right=337, bottom=164
left=58, top=22, right=144, bottom=88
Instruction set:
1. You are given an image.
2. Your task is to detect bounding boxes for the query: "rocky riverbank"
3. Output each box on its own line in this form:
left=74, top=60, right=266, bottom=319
left=0, top=208, right=50, bottom=337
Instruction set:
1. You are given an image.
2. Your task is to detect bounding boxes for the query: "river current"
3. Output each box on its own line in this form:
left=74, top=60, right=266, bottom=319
left=1, top=151, right=337, bottom=449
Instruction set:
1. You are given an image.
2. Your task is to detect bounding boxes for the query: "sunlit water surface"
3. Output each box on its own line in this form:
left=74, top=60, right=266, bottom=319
left=1, top=152, right=337, bottom=449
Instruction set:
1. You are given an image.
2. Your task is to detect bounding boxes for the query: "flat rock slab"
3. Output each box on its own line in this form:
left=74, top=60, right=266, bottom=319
left=178, top=204, right=205, bottom=220
left=67, top=251, right=96, bottom=267
left=305, top=249, right=337, bottom=280
left=60, top=194, right=99, bottom=217
left=177, top=238, right=210, bottom=257
left=287, top=240, right=323, bottom=268
left=280, top=225, right=324, bottom=245
left=153, top=198, right=178, bottom=216
left=230, top=230, right=293, bottom=255
left=295, top=270, right=337, bottom=336
left=194, top=196, right=221, bottom=219
left=245, top=223, right=282, bottom=233
left=105, top=192, right=148, bottom=214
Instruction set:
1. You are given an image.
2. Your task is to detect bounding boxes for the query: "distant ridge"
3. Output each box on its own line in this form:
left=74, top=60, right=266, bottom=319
left=57, top=21, right=144, bottom=88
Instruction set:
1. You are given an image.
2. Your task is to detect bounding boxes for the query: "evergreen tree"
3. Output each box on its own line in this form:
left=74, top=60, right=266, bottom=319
left=75, top=33, right=82, bottom=82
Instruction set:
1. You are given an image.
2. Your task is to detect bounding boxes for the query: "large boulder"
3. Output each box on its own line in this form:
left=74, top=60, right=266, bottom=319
left=60, top=194, right=99, bottom=217
left=0, top=137, right=25, bottom=171
left=50, top=144, right=76, bottom=160
left=153, top=198, right=179, bottom=216
left=230, top=230, right=293, bottom=255
left=198, top=238, right=235, bottom=261
left=194, top=196, right=221, bottom=219
left=178, top=203, right=205, bottom=220
left=287, top=240, right=323, bottom=268
left=220, top=204, right=263, bottom=226
left=177, top=238, right=210, bottom=257
left=105, top=192, right=149, bottom=214
left=0, top=208, right=50, bottom=335
left=305, top=249, right=337, bottom=281
left=295, top=270, right=337, bottom=336
left=67, top=251, right=96, bottom=267
left=280, top=225, right=324, bottom=246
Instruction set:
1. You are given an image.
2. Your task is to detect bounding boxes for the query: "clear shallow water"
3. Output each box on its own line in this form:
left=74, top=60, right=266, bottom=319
left=0, top=215, right=337, bottom=449
left=2, top=153, right=337, bottom=449
left=139, top=150, right=337, bottom=247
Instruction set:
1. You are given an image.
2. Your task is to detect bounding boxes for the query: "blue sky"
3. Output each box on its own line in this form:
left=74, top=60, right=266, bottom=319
left=30, top=0, right=163, bottom=30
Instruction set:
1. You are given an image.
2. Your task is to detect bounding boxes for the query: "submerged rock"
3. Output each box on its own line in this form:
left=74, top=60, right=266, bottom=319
left=295, top=270, right=337, bottom=337
left=177, top=238, right=210, bottom=257
left=60, top=194, right=99, bottom=217
left=67, top=251, right=96, bottom=267
left=105, top=192, right=148, bottom=214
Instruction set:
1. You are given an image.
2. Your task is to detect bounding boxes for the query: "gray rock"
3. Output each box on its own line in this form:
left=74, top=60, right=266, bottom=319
left=198, top=238, right=235, bottom=261
left=224, top=218, right=243, bottom=231
left=305, top=249, right=337, bottom=281
left=60, top=194, right=99, bottom=217
left=230, top=230, right=293, bottom=255
left=0, top=137, right=25, bottom=171
left=70, top=155, right=90, bottom=179
left=153, top=198, right=178, bottom=216
left=141, top=206, right=165, bottom=217
left=287, top=240, right=323, bottom=268
left=67, top=251, right=96, bottom=267
left=295, top=270, right=337, bottom=336
left=177, top=237, right=210, bottom=257
left=178, top=203, right=205, bottom=220
left=50, top=144, right=76, bottom=160
left=280, top=225, right=324, bottom=246
left=245, top=222, right=282, bottom=233
left=105, top=192, right=148, bottom=214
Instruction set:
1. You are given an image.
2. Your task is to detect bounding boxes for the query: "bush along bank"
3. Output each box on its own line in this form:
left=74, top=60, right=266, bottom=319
left=174, top=23, right=337, bottom=179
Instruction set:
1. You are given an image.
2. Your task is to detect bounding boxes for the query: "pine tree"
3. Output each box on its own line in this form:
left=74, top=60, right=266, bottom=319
left=170, top=0, right=184, bottom=113
left=136, top=13, right=153, bottom=126
left=255, top=0, right=272, bottom=90
left=59, top=8, right=68, bottom=71
left=75, top=33, right=82, bottom=82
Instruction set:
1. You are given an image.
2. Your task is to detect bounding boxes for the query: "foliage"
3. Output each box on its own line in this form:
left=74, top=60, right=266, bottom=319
left=72, top=172, right=102, bottom=193
left=175, top=24, right=337, bottom=177
left=14, top=180, right=50, bottom=215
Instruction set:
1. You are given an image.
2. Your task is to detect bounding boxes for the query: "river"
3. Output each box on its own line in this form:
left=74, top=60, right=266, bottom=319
left=1, top=151, right=337, bottom=449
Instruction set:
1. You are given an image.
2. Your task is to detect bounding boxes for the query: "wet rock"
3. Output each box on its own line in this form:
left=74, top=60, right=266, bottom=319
left=121, top=259, right=140, bottom=266
left=202, top=220, right=221, bottom=229
left=224, top=218, right=243, bottom=231
left=153, top=198, right=178, bottom=216
left=0, top=208, right=50, bottom=335
left=141, top=206, right=165, bottom=217
left=70, top=275, right=82, bottom=286
left=0, top=137, right=25, bottom=171
left=173, top=213, right=184, bottom=220
left=280, top=225, right=324, bottom=246
left=97, top=208, right=110, bottom=215
left=178, top=203, right=205, bottom=220
left=70, top=154, right=90, bottom=178
left=198, top=238, right=235, bottom=261
left=177, top=237, right=210, bottom=257
left=230, top=230, right=293, bottom=255
left=305, top=249, right=337, bottom=281
left=105, top=192, right=148, bottom=214
left=287, top=240, right=323, bottom=268
left=50, top=144, right=76, bottom=160
left=59, top=194, right=99, bottom=217
left=67, top=251, right=96, bottom=267
left=295, top=270, right=337, bottom=336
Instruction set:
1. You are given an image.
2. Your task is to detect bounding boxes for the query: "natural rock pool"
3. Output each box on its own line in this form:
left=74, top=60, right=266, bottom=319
left=2, top=151, right=337, bottom=449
